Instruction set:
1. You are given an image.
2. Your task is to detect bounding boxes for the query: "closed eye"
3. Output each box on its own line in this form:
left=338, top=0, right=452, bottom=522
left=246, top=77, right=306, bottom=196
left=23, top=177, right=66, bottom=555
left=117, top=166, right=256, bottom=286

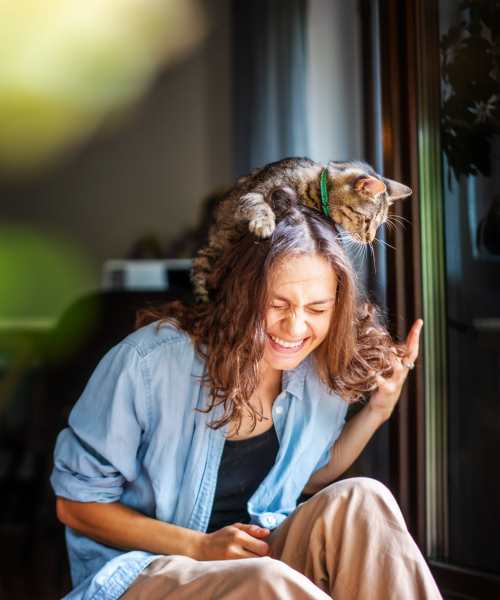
left=270, top=299, right=334, bottom=311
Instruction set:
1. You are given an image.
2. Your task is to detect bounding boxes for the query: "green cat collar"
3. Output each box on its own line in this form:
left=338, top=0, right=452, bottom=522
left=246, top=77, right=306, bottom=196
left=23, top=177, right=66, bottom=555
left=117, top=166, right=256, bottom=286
left=320, top=168, right=329, bottom=217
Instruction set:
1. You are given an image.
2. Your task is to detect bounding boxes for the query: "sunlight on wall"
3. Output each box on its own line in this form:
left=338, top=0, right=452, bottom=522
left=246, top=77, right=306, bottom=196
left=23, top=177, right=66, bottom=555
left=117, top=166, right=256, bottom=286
left=0, top=0, right=205, bottom=174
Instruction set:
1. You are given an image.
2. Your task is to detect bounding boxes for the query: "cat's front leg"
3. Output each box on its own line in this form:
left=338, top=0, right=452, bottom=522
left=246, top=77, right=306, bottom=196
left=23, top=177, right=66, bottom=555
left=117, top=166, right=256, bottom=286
left=236, top=192, right=276, bottom=238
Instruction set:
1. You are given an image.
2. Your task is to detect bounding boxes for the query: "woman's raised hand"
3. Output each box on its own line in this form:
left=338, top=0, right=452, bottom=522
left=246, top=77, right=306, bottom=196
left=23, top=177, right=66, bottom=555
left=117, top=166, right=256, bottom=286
left=195, top=523, right=271, bottom=560
left=367, top=319, right=423, bottom=422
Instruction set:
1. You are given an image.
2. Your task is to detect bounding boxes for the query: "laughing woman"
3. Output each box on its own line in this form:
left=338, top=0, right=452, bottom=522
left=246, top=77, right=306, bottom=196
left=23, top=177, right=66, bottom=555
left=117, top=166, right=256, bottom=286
left=51, top=197, right=442, bottom=599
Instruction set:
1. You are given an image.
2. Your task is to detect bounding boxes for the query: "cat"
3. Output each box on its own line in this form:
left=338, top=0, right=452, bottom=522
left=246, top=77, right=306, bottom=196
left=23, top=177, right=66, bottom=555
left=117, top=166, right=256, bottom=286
left=192, top=157, right=412, bottom=302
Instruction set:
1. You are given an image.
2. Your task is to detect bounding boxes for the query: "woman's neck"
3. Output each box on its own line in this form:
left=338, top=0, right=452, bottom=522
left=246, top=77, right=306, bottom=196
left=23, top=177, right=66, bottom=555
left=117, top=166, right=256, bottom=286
left=254, top=362, right=282, bottom=406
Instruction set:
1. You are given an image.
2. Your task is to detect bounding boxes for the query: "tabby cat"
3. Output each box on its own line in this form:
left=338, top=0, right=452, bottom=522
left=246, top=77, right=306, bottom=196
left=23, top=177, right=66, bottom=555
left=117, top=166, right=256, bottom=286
left=192, top=157, right=412, bottom=302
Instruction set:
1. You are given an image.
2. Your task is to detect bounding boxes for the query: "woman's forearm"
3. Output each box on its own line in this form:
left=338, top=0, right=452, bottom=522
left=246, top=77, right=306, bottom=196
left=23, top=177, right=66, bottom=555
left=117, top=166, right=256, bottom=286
left=56, top=497, right=204, bottom=558
left=302, top=404, right=386, bottom=495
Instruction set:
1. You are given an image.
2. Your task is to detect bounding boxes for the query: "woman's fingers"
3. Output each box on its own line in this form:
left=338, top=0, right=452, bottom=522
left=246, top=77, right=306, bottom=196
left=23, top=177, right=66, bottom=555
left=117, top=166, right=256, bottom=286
left=233, top=522, right=270, bottom=538
left=377, top=320, right=423, bottom=387
left=231, top=523, right=271, bottom=556
left=203, top=524, right=271, bottom=560
left=237, top=530, right=270, bottom=556
left=370, top=320, right=424, bottom=419
left=404, top=319, right=423, bottom=365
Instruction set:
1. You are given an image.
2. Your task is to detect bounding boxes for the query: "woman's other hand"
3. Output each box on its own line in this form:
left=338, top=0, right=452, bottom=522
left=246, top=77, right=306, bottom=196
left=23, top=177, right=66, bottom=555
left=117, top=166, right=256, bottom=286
left=368, top=319, right=423, bottom=422
left=195, top=523, right=271, bottom=560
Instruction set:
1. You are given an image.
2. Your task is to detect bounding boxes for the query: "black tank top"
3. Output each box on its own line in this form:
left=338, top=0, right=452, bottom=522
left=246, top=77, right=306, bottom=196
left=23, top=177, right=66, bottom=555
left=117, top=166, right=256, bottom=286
left=206, top=424, right=279, bottom=533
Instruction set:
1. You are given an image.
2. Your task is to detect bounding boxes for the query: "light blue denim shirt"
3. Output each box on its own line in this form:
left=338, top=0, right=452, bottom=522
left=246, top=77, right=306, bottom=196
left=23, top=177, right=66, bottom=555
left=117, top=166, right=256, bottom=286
left=51, top=321, right=348, bottom=600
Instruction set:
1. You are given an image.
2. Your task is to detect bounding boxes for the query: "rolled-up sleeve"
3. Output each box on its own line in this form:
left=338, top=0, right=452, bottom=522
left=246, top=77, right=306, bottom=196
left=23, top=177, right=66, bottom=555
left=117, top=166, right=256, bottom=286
left=50, top=340, right=150, bottom=503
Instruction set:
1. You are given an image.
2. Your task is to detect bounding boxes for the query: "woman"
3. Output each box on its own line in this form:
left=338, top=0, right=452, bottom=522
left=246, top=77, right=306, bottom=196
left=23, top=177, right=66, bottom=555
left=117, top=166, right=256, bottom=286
left=51, top=199, right=441, bottom=599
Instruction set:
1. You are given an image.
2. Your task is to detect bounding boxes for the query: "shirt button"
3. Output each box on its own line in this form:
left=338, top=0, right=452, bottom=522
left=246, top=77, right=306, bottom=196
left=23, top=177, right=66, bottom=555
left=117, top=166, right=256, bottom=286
left=275, top=406, right=284, bottom=415
left=265, top=515, right=277, bottom=527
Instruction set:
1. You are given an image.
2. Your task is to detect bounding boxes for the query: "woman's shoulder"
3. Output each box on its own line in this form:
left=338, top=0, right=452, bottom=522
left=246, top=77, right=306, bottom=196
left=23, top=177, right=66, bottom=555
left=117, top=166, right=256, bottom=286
left=120, top=320, right=196, bottom=359
left=302, top=358, right=349, bottom=415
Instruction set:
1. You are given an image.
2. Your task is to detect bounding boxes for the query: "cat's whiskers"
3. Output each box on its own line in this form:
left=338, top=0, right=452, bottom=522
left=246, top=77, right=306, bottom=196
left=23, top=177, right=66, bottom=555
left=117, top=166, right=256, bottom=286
left=385, top=217, right=408, bottom=233
left=368, top=242, right=376, bottom=273
left=338, top=238, right=358, bottom=250
left=343, top=235, right=379, bottom=272
left=388, top=213, right=411, bottom=225
left=336, top=231, right=367, bottom=264
left=336, top=232, right=361, bottom=249
left=360, top=238, right=370, bottom=265
left=337, top=232, right=377, bottom=273
left=341, top=240, right=360, bottom=262
left=375, top=237, right=396, bottom=251
left=356, top=240, right=367, bottom=265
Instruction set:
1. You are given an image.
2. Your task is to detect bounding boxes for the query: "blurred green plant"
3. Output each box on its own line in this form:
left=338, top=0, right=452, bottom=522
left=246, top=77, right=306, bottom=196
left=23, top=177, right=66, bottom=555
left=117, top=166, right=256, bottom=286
left=0, top=0, right=204, bottom=173
left=0, top=225, right=101, bottom=413
left=0, top=226, right=99, bottom=359
left=440, top=0, right=500, bottom=182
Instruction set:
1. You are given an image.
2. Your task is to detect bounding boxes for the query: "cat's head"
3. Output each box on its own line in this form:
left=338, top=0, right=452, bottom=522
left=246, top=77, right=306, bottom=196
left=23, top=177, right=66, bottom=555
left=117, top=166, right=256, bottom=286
left=325, top=161, right=412, bottom=243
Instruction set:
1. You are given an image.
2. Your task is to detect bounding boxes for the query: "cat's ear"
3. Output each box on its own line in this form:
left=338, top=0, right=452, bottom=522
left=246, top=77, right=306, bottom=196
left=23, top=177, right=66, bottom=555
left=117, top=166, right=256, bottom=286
left=383, top=178, right=412, bottom=203
left=354, top=176, right=386, bottom=198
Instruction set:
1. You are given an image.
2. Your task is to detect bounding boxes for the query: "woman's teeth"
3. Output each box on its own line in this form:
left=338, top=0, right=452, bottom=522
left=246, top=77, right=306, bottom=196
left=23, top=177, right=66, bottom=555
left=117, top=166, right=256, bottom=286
left=269, top=334, right=305, bottom=349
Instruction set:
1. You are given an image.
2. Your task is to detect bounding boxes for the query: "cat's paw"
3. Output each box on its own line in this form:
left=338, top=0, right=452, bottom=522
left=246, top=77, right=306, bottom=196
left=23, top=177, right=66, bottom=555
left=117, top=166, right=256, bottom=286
left=249, top=216, right=275, bottom=238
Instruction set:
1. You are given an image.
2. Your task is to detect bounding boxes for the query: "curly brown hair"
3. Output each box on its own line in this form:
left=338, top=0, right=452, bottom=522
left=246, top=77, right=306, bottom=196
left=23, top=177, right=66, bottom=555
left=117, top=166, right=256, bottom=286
left=136, top=192, right=403, bottom=435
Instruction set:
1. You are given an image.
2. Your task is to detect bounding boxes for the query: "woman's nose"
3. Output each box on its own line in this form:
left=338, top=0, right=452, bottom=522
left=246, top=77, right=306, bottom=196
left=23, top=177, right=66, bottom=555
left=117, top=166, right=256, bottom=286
left=284, top=310, right=309, bottom=338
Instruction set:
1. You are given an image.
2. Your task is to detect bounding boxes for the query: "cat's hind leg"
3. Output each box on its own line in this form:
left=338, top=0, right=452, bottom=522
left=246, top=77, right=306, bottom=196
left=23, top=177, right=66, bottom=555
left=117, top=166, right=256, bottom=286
left=236, top=192, right=276, bottom=238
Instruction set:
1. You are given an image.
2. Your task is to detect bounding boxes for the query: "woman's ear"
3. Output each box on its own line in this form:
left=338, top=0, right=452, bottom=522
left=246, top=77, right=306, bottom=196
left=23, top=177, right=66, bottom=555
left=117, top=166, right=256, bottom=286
left=383, top=178, right=412, bottom=203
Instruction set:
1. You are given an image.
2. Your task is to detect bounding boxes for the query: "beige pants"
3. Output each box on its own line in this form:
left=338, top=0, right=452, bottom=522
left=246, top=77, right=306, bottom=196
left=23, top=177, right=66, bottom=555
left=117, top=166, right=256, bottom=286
left=122, top=477, right=442, bottom=599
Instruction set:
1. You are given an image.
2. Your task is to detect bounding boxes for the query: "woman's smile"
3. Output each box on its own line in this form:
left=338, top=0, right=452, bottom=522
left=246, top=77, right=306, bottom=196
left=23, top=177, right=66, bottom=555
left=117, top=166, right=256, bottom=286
left=267, top=333, right=310, bottom=353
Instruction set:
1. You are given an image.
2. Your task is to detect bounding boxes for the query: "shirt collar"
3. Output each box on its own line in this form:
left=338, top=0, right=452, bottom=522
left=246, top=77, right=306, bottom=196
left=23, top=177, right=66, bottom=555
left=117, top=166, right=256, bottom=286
left=281, top=355, right=311, bottom=399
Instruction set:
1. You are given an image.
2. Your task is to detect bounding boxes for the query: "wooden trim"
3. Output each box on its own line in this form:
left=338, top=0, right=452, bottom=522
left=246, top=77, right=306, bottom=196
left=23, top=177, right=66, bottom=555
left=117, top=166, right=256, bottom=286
left=374, top=0, right=450, bottom=558
left=360, top=0, right=376, bottom=168
left=406, top=0, right=428, bottom=554
left=367, top=0, right=499, bottom=591
left=430, top=561, right=500, bottom=600
left=376, top=0, right=427, bottom=550
left=412, top=0, right=449, bottom=559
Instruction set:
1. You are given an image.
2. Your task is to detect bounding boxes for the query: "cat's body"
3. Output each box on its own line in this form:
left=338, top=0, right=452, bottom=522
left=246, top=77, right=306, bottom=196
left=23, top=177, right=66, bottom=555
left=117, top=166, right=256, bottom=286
left=192, top=157, right=411, bottom=302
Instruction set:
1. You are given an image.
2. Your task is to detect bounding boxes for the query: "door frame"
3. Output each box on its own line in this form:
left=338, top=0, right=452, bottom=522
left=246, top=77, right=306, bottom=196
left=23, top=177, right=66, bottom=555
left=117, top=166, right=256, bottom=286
left=361, top=0, right=500, bottom=596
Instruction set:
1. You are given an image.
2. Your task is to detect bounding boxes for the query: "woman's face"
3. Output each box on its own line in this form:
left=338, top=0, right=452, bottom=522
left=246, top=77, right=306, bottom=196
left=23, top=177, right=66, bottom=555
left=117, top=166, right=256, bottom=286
left=263, top=253, right=337, bottom=373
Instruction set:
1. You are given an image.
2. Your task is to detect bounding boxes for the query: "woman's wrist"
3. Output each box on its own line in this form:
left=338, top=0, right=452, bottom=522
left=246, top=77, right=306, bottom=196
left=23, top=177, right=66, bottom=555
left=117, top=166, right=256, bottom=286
left=185, top=529, right=207, bottom=560
left=364, top=401, right=392, bottom=426
left=148, top=520, right=208, bottom=559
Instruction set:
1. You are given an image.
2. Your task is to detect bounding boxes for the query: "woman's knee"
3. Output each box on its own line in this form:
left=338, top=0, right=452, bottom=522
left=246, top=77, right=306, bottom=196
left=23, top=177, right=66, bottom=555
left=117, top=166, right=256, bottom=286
left=245, top=558, right=318, bottom=596
left=246, top=556, right=294, bottom=579
left=319, top=477, right=406, bottom=525
left=245, top=557, right=302, bottom=584
left=346, top=476, right=395, bottom=498
left=321, top=476, right=393, bottom=501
